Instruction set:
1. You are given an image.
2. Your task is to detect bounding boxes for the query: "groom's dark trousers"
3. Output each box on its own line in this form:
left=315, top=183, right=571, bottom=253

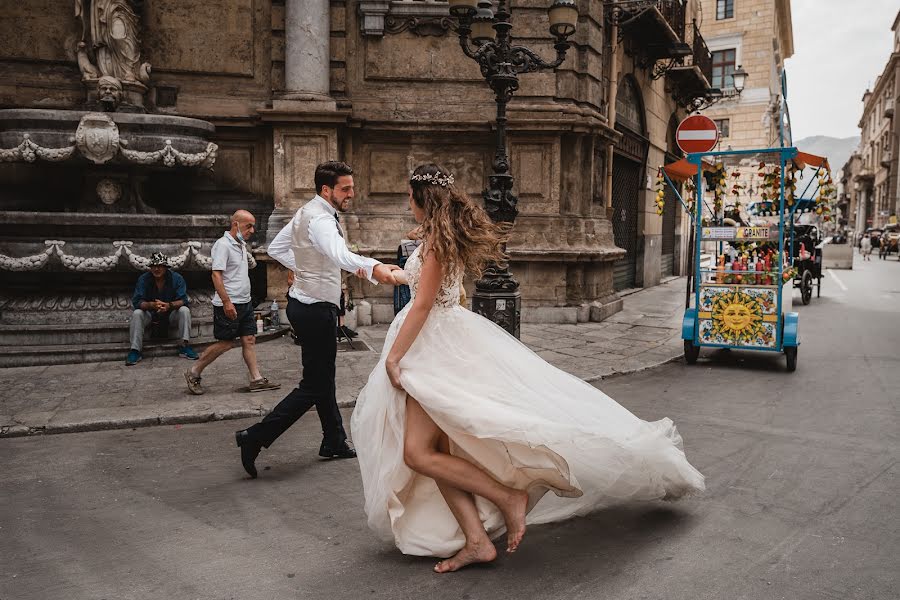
left=245, top=298, right=348, bottom=448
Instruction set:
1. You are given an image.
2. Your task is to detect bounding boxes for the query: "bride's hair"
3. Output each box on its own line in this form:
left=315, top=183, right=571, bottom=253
left=409, top=163, right=507, bottom=278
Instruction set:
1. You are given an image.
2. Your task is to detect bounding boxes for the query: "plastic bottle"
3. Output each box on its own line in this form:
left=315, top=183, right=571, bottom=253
left=256, top=315, right=264, bottom=334
left=270, top=299, right=280, bottom=328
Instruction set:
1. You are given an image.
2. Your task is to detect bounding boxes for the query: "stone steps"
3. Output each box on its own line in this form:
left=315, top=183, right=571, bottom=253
left=0, top=317, right=215, bottom=346
left=0, top=326, right=291, bottom=367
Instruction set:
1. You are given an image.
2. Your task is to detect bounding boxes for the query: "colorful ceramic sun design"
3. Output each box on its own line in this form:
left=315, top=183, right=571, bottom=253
left=700, top=288, right=775, bottom=347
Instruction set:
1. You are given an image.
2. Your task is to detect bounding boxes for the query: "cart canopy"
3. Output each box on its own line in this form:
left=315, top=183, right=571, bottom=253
left=792, top=151, right=829, bottom=171
left=662, top=158, right=715, bottom=182
left=663, top=148, right=830, bottom=174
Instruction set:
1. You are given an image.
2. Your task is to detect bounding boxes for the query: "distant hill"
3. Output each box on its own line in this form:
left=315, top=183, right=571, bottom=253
left=793, top=135, right=860, bottom=172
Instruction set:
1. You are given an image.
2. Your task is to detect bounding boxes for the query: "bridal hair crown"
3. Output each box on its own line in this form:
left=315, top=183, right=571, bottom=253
left=410, top=172, right=454, bottom=187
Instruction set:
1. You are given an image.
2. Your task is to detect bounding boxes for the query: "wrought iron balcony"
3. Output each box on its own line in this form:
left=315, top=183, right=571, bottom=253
left=667, top=21, right=716, bottom=107
left=615, top=0, right=691, bottom=66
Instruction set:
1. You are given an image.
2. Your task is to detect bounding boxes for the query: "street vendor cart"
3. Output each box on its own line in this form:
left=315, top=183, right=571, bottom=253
left=659, top=74, right=835, bottom=371
left=662, top=147, right=806, bottom=372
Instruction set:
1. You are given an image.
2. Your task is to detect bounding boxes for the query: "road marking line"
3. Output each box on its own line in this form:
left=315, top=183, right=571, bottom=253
left=828, top=269, right=848, bottom=291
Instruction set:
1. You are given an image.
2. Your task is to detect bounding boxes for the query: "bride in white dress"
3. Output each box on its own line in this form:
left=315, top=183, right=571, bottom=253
left=350, top=164, right=704, bottom=573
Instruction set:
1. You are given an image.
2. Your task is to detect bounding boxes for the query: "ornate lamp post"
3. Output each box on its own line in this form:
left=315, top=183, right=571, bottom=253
left=449, top=0, right=577, bottom=338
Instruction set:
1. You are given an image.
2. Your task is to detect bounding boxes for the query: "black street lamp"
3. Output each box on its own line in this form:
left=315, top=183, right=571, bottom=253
left=449, top=0, right=577, bottom=338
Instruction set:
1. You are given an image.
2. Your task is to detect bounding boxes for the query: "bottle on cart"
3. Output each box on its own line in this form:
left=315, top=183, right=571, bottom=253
left=270, top=299, right=280, bottom=328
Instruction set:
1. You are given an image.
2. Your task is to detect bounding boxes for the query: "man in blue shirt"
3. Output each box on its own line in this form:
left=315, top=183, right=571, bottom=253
left=127, top=252, right=198, bottom=365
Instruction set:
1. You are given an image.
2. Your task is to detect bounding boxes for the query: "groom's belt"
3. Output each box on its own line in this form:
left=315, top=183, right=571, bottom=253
left=289, top=297, right=338, bottom=311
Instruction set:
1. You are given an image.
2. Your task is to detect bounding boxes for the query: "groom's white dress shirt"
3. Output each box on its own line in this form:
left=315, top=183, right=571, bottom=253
left=267, top=195, right=379, bottom=305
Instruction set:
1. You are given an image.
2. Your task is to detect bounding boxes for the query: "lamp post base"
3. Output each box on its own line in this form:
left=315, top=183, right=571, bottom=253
left=471, top=287, right=521, bottom=338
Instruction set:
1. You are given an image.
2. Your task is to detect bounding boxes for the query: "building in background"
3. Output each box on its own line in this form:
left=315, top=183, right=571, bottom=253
left=851, top=10, right=899, bottom=233
left=0, top=0, right=724, bottom=363
left=696, top=0, right=793, bottom=149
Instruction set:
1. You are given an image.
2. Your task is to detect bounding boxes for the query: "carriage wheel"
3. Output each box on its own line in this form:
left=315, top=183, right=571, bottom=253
left=684, top=340, right=700, bottom=365
left=785, top=346, right=797, bottom=372
left=800, top=270, right=813, bottom=305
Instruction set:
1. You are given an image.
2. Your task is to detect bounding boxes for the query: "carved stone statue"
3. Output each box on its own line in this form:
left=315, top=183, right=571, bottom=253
left=97, top=75, right=124, bottom=111
left=75, top=0, right=151, bottom=86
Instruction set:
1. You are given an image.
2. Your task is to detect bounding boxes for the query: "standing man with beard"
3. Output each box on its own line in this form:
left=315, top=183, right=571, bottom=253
left=235, top=161, right=400, bottom=478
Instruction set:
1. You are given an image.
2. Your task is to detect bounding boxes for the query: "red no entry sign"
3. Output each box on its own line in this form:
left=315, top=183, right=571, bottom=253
left=676, top=115, right=719, bottom=154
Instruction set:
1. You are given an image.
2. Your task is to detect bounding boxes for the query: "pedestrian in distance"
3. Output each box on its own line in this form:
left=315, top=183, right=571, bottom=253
left=234, top=161, right=401, bottom=478
left=860, top=233, right=872, bottom=261
left=184, top=210, right=280, bottom=395
left=126, top=252, right=198, bottom=365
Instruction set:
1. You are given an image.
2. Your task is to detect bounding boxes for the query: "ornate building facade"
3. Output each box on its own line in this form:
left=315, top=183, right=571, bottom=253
left=0, top=0, right=720, bottom=363
left=696, top=0, right=794, bottom=150
left=849, top=10, right=899, bottom=233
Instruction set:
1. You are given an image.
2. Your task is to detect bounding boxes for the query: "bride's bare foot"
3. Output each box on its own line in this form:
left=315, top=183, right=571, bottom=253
left=501, top=489, right=529, bottom=553
left=434, top=539, right=497, bottom=573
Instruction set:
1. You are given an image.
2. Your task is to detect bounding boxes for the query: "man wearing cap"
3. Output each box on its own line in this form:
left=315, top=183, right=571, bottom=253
left=126, top=252, right=198, bottom=365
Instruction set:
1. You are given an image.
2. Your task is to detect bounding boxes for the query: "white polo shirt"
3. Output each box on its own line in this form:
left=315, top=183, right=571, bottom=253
left=210, top=231, right=252, bottom=306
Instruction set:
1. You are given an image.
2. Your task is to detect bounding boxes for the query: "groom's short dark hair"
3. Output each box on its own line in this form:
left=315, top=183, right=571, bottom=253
left=315, top=161, right=353, bottom=194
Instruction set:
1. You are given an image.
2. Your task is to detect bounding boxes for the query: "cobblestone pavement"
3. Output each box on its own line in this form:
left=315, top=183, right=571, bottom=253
left=0, top=278, right=689, bottom=437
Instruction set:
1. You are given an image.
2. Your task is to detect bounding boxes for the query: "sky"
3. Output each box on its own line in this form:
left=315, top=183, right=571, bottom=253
left=786, top=0, right=898, bottom=141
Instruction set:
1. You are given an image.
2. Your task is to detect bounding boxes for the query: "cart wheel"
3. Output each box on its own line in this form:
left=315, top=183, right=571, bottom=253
left=784, top=346, right=797, bottom=372
left=684, top=340, right=700, bottom=365
left=801, top=271, right=813, bottom=305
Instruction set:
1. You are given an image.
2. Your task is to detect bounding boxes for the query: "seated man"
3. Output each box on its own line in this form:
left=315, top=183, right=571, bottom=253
left=126, top=252, right=198, bottom=365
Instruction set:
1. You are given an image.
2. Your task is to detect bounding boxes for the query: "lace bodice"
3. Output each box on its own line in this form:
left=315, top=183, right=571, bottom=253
left=404, top=244, right=462, bottom=308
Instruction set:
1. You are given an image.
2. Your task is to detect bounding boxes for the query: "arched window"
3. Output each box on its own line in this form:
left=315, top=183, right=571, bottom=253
left=616, top=76, right=645, bottom=136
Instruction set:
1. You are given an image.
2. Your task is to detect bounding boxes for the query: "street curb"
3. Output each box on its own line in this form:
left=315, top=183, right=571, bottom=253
left=0, top=407, right=272, bottom=439
left=584, top=352, right=685, bottom=384
left=0, top=356, right=686, bottom=438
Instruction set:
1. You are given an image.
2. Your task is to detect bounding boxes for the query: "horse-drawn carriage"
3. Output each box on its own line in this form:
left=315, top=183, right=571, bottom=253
left=878, top=223, right=899, bottom=259
left=787, top=223, right=823, bottom=305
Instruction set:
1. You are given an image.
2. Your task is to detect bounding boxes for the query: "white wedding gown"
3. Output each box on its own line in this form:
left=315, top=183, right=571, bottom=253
left=351, top=246, right=705, bottom=558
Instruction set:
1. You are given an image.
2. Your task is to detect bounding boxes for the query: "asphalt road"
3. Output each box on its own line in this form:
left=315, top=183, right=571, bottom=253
left=2, top=254, right=898, bottom=600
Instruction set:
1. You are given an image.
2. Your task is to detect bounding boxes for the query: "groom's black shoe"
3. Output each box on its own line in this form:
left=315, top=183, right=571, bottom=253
left=319, top=441, right=357, bottom=459
left=235, top=429, right=262, bottom=478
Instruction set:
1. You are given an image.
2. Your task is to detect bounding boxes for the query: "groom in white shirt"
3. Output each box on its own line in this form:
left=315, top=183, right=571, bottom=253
left=235, top=161, right=400, bottom=478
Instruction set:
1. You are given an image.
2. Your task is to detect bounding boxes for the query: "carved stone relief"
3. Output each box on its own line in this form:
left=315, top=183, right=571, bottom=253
left=75, top=0, right=153, bottom=109
left=0, top=240, right=256, bottom=272
left=384, top=16, right=458, bottom=37
left=1, top=113, right=217, bottom=169
left=75, top=112, right=121, bottom=164
left=359, top=0, right=451, bottom=37
left=96, top=178, right=123, bottom=204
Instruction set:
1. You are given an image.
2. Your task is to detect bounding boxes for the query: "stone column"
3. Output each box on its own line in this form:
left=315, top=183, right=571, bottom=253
left=283, top=0, right=332, bottom=104
left=263, top=0, right=339, bottom=278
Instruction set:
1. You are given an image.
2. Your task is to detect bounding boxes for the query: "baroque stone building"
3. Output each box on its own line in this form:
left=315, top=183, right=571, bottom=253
left=695, top=0, right=794, bottom=150
left=270, top=0, right=716, bottom=314
left=849, top=10, right=899, bottom=233
left=0, top=0, right=720, bottom=363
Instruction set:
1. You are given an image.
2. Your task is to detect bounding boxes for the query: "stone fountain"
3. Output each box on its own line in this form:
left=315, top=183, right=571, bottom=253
left=0, top=1, right=239, bottom=366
